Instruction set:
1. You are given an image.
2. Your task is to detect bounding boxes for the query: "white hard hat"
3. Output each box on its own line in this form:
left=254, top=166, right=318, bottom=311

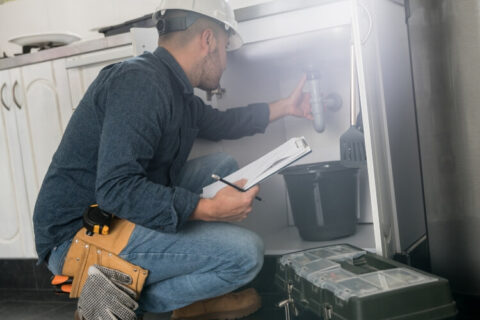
left=154, top=0, right=243, bottom=51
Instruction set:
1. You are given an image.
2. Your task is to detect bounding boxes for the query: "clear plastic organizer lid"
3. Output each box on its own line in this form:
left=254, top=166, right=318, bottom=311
left=332, top=269, right=438, bottom=301
left=360, top=271, right=406, bottom=290
left=327, top=245, right=363, bottom=256
left=329, top=251, right=366, bottom=263
left=383, top=268, right=437, bottom=285
left=335, top=277, right=382, bottom=300
left=306, top=268, right=356, bottom=285
left=279, top=247, right=439, bottom=302
left=280, top=245, right=365, bottom=267
left=280, top=252, right=322, bottom=267
left=296, top=259, right=339, bottom=278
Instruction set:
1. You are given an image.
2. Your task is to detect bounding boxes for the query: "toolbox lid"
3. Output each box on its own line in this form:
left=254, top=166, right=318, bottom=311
left=276, top=244, right=457, bottom=320
left=280, top=245, right=438, bottom=301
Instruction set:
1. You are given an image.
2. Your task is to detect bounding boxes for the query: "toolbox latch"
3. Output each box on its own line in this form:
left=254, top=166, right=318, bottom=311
left=277, top=282, right=299, bottom=320
left=323, top=303, right=333, bottom=320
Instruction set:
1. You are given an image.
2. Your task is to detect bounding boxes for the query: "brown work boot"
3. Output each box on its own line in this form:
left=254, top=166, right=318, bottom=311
left=171, top=288, right=262, bottom=320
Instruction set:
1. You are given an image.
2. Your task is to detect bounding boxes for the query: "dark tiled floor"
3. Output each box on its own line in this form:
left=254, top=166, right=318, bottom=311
left=1, top=257, right=478, bottom=319
left=0, top=256, right=293, bottom=320
left=0, top=298, right=77, bottom=320
left=0, top=290, right=289, bottom=320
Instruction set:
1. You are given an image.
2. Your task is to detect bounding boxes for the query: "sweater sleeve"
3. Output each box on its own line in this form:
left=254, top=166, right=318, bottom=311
left=193, top=97, right=270, bottom=141
left=95, top=71, right=199, bottom=232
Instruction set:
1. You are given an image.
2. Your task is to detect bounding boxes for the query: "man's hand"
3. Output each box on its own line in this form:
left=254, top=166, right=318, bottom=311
left=191, top=179, right=259, bottom=222
left=268, top=75, right=313, bottom=122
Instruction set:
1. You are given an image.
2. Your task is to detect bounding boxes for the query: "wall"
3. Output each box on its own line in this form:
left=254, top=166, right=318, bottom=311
left=0, top=0, right=273, bottom=56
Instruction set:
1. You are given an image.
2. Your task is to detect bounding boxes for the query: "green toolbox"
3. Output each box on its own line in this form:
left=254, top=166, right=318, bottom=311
left=275, top=244, right=457, bottom=320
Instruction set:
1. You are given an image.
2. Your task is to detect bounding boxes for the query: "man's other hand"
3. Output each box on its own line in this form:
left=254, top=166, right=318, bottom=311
left=191, top=179, right=259, bottom=222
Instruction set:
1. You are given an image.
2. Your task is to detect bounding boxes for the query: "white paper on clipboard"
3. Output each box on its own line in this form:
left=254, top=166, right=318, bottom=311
left=202, top=136, right=311, bottom=198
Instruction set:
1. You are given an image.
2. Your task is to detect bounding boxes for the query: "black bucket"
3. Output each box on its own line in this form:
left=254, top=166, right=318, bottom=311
left=280, top=161, right=359, bottom=241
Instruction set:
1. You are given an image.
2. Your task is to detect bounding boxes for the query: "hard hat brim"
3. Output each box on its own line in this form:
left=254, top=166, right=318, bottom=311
left=227, top=32, right=243, bottom=51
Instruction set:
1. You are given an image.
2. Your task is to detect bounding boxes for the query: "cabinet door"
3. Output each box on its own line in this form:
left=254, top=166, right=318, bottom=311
left=52, top=59, right=74, bottom=130
left=0, top=70, right=36, bottom=258
left=10, top=62, right=65, bottom=215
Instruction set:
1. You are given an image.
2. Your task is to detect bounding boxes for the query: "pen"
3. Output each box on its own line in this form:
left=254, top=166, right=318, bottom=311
left=211, top=174, right=262, bottom=201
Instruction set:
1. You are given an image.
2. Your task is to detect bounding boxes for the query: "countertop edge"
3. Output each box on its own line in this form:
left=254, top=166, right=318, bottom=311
left=0, top=0, right=337, bottom=71
left=0, top=32, right=132, bottom=71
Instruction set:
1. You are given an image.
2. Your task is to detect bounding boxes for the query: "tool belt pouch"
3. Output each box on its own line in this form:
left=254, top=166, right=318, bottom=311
left=62, top=219, right=148, bottom=299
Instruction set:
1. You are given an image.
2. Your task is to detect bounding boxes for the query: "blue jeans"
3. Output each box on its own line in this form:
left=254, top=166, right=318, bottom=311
left=47, top=153, right=264, bottom=313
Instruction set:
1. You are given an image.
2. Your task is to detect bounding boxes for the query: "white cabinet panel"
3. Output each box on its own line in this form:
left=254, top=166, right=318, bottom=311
left=0, top=59, right=73, bottom=258
left=22, top=63, right=64, bottom=185
left=9, top=68, right=37, bottom=220
left=9, top=64, right=62, bottom=215
left=0, top=69, right=36, bottom=258
left=9, top=60, right=72, bottom=225
left=53, top=59, right=75, bottom=130
left=0, top=71, right=19, bottom=243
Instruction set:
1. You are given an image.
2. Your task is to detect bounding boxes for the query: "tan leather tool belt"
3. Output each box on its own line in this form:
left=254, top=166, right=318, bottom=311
left=62, top=218, right=148, bottom=298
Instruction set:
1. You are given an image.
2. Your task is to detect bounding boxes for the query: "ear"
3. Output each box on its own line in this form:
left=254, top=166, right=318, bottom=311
left=200, top=28, right=217, bottom=53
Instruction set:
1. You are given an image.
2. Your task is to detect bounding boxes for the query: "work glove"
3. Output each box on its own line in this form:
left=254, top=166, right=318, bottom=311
left=77, top=264, right=139, bottom=320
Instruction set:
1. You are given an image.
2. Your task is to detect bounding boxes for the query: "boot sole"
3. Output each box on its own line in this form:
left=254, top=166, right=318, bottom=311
left=171, top=298, right=262, bottom=320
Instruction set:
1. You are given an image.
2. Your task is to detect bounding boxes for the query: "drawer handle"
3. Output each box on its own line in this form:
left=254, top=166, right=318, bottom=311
left=12, top=80, right=21, bottom=109
left=1, top=83, right=9, bottom=111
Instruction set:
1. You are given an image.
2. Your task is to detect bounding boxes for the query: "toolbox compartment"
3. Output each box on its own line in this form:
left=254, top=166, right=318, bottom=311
left=275, top=244, right=457, bottom=319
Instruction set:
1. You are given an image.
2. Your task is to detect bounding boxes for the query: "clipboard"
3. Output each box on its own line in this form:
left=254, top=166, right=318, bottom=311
left=202, top=136, right=312, bottom=198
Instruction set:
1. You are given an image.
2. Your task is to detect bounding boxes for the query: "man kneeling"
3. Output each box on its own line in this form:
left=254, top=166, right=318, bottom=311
left=34, top=0, right=312, bottom=319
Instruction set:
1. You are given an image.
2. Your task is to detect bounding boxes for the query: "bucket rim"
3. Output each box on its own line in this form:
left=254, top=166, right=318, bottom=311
left=280, top=160, right=359, bottom=175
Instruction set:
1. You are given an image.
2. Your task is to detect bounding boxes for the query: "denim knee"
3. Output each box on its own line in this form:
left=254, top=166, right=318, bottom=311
left=243, top=231, right=265, bottom=280
left=213, top=153, right=239, bottom=177
left=223, top=229, right=264, bottom=285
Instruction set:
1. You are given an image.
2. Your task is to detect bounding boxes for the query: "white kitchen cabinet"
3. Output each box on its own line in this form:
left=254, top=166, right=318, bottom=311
left=0, top=59, right=74, bottom=258
left=0, top=37, right=147, bottom=258
left=0, top=70, right=36, bottom=258
left=9, top=60, right=73, bottom=223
